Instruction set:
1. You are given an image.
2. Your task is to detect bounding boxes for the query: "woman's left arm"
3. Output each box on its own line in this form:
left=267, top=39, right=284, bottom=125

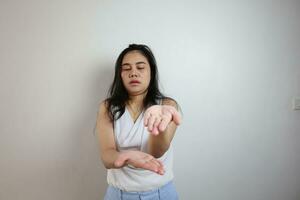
left=146, top=99, right=181, bottom=158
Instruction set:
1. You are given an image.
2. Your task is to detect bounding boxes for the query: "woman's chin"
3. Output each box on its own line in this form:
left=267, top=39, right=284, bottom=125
left=127, top=89, right=148, bottom=96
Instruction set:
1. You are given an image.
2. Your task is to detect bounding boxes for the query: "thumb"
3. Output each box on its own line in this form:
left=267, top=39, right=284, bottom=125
left=172, top=111, right=181, bottom=125
left=114, top=153, right=128, bottom=167
left=164, top=106, right=181, bottom=125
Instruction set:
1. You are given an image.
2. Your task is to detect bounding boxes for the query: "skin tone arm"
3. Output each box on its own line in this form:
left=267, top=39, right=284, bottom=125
left=145, top=99, right=182, bottom=158
left=96, top=101, right=165, bottom=175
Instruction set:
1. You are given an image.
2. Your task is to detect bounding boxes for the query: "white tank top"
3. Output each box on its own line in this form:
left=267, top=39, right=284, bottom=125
left=107, top=103, right=174, bottom=192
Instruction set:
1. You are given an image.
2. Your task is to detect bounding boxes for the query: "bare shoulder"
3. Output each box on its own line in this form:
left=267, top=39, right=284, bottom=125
left=96, top=99, right=114, bottom=134
left=98, top=100, right=108, bottom=112
left=97, top=99, right=111, bottom=122
left=98, top=99, right=112, bottom=114
left=162, top=97, right=178, bottom=110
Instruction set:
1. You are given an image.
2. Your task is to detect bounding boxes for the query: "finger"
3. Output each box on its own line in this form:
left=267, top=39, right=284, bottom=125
left=147, top=156, right=164, bottom=171
left=158, top=115, right=171, bottom=132
left=140, top=156, right=165, bottom=175
left=143, top=155, right=154, bottom=162
left=156, top=158, right=163, bottom=166
left=152, top=159, right=165, bottom=175
left=153, top=158, right=165, bottom=172
left=152, top=117, right=162, bottom=135
left=142, top=155, right=162, bottom=170
left=150, top=160, right=165, bottom=175
left=153, top=116, right=161, bottom=129
left=164, top=107, right=181, bottom=125
left=140, top=156, right=159, bottom=172
left=144, top=112, right=151, bottom=126
left=128, top=155, right=157, bottom=172
left=143, top=160, right=164, bottom=175
left=151, top=126, right=159, bottom=135
left=157, top=165, right=165, bottom=175
left=142, top=162, right=160, bottom=174
left=147, top=116, right=156, bottom=132
left=172, top=111, right=181, bottom=125
left=149, top=158, right=161, bottom=168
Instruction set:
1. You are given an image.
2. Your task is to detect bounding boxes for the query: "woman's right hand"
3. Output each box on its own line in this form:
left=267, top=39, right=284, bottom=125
left=114, top=150, right=165, bottom=175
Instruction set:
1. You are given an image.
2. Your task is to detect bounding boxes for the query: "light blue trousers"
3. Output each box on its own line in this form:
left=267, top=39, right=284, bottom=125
left=104, top=181, right=179, bottom=200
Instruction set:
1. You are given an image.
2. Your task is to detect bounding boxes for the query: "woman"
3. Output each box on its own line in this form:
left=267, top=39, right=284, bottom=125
left=96, top=44, right=182, bottom=199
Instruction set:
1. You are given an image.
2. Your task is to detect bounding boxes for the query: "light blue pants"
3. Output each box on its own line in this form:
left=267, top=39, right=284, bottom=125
left=104, top=181, right=179, bottom=200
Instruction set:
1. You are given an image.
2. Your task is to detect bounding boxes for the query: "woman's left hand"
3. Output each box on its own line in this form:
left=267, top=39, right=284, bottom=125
left=144, top=105, right=181, bottom=135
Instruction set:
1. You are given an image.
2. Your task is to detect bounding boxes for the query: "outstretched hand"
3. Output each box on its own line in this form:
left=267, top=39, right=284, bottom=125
left=144, top=105, right=181, bottom=135
left=114, top=150, right=165, bottom=175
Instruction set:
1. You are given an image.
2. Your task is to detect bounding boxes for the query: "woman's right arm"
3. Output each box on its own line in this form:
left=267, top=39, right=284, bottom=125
left=96, top=101, right=120, bottom=169
left=96, top=101, right=165, bottom=175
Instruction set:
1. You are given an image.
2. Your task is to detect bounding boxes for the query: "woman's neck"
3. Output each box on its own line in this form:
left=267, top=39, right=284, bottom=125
left=127, top=92, right=146, bottom=109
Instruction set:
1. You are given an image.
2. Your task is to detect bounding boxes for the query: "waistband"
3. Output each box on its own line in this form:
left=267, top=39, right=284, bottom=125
left=108, top=180, right=174, bottom=195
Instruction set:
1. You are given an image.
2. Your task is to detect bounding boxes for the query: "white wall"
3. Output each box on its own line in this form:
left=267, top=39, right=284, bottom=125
left=0, top=1, right=299, bottom=200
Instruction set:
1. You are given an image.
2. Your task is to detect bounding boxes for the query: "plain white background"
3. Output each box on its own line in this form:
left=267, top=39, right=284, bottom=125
left=0, top=0, right=299, bottom=199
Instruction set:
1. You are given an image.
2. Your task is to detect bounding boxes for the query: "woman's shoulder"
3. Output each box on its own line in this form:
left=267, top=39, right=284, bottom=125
left=97, top=99, right=109, bottom=114
left=99, top=98, right=124, bottom=122
left=161, top=97, right=178, bottom=109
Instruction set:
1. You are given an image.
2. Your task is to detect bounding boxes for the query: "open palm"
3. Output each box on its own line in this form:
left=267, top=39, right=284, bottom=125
left=114, top=150, right=165, bottom=175
left=144, top=105, right=181, bottom=135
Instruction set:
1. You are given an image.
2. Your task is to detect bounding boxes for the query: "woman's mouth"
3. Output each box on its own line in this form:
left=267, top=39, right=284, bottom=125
left=130, top=80, right=140, bottom=84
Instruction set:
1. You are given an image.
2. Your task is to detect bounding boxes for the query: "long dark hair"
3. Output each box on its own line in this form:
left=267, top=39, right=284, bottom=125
left=105, top=44, right=175, bottom=122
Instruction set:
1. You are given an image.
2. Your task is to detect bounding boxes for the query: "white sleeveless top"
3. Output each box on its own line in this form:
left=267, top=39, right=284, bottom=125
left=107, top=103, right=174, bottom=192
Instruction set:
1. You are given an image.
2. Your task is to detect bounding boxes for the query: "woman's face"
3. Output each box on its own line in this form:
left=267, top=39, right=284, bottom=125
left=121, top=51, right=151, bottom=96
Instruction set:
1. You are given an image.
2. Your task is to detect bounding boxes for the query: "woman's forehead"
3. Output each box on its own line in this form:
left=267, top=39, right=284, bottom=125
left=122, top=51, right=148, bottom=64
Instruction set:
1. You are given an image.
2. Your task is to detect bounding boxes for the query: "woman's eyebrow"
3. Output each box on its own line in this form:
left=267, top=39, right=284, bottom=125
left=121, top=61, right=146, bottom=66
left=121, top=63, right=131, bottom=66
left=135, top=61, right=146, bottom=65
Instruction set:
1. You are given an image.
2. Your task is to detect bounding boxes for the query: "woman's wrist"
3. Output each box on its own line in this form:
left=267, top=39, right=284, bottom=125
left=114, top=151, right=130, bottom=168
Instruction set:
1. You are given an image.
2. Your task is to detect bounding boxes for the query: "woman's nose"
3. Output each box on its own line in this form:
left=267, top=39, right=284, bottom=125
left=129, top=69, right=138, bottom=77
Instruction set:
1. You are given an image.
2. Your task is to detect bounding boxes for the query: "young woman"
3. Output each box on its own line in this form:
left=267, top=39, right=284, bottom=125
left=96, top=44, right=182, bottom=200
